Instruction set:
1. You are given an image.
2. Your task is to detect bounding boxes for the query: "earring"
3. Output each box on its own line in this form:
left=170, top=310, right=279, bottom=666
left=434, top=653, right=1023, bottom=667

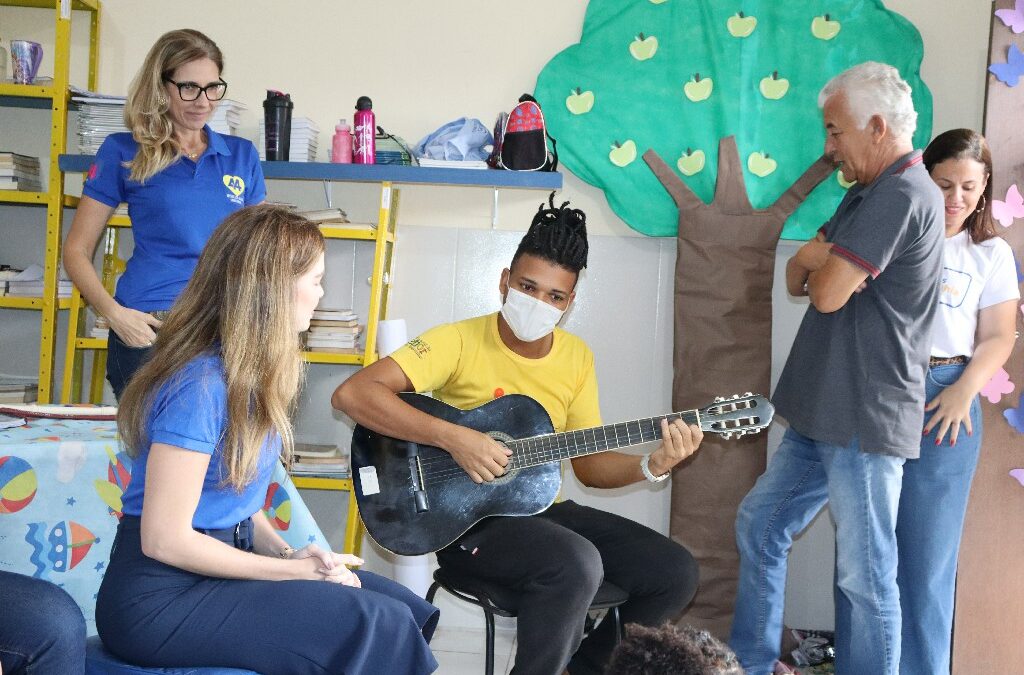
left=976, top=195, right=986, bottom=213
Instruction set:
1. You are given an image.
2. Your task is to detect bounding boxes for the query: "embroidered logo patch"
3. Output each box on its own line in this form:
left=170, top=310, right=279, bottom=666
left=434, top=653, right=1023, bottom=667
left=407, top=338, right=430, bottom=358
left=223, top=175, right=245, bottom=204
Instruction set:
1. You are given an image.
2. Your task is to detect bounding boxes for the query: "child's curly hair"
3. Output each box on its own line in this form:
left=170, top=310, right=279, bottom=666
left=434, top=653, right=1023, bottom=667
left=606, top=622, right=745, bottom=675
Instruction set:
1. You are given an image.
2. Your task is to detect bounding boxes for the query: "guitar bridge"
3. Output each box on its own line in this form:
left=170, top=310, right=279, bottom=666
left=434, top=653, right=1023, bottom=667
left=409, top=455, right=430, bottom=513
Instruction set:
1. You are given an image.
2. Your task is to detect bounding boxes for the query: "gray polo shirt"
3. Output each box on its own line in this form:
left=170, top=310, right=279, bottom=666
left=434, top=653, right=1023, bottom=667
left=773, top=151, right=944, bottom=458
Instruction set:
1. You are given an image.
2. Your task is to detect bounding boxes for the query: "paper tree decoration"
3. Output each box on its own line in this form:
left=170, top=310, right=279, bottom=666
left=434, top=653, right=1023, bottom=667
left=534, top=0, right=932, bottom=239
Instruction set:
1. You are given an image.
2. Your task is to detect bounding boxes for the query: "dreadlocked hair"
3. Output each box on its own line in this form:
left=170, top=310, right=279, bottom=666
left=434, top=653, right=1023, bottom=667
left=511, top=192, right=589, bottom=273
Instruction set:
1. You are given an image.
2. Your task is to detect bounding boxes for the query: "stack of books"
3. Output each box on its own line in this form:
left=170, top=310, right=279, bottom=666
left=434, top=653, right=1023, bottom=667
left=257, top=117, right=319, bottom=162
left=208, top=99, right=245, bottom=136
left=289, top=442, right=350, bottom=477
left=1, top=263, right=72, bottom=298
left=0, top=153, right=42, bottom=191
left=375, top=134, right=413, bottom=166
left=71, top=87, right=128, bottom=154
left=305, top=308, right=362, bottom=353
left=0, top=381, right=39, bottom=404
left=89, top=312, right=110, bottom=339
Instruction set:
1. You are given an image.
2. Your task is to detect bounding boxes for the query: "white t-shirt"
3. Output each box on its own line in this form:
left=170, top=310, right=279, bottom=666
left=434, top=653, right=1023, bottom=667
left=932, top=230, right=1020, bottom=358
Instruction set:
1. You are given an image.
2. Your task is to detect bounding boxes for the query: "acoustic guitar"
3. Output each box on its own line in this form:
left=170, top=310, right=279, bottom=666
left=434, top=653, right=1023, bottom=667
left=351, top=392, right=773, bottom=555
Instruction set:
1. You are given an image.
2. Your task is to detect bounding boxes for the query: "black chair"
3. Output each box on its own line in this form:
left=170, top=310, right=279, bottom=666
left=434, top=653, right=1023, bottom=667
left=426, top=566, right=628, bottom=675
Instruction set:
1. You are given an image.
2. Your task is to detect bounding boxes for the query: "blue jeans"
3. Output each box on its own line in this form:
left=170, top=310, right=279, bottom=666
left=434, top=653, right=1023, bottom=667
left=895, top=364, right=981, bottom=675
left=730, top=427, right=905, bottom=675
left=0, top=570, right=86, bottom=674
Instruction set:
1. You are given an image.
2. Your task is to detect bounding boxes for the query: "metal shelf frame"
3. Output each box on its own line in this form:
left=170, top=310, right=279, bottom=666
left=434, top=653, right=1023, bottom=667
left=0, top=0, right=101, bottom=402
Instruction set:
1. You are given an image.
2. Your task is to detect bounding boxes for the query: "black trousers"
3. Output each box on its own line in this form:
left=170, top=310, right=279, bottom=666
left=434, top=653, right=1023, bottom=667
left=436, top=500, right=699, bottom=675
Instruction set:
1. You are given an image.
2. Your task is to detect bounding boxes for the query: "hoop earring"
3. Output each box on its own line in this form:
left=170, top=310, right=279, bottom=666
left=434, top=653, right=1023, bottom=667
left=976, top=195, right=986, bottom=213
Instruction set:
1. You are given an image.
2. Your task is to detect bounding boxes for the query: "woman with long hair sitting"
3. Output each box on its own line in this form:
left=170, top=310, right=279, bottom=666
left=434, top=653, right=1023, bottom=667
left=95, top=205, right=438, bottom=673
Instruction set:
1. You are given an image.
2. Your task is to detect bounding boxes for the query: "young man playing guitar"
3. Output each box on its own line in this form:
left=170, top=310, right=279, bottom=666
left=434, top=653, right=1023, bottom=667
left=333, top=196, right=703, bottom=675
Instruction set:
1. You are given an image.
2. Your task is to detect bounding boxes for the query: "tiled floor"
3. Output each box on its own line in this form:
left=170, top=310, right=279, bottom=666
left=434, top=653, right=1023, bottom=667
left=432, top=627, right=517, bottom=674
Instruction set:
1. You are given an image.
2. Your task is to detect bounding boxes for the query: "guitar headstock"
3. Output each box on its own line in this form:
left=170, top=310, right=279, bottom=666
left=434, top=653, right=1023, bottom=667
left=699, top=393, right=774, bottom=439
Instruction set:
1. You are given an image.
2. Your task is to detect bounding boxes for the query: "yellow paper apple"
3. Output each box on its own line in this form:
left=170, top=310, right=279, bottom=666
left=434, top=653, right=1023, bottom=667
left=609, top=140, right=637, bottom=167
left=649, top=0, right=669, bottom=4
left=629, top=33, right=659, bottom=61
left=747, top=152, right=777, bottom=177
left=837, top=172, right=856, bottom=189
left=683, top=73, right=713, bottom=102
left=727, top=11, right=757, bottom=38
left=566, top=87, right=595, bottom=115
left=811, top=14, right=841, bottom=40
left=676, top=148, right=706, bottom=176
left=759, top=71, right=790, bottom=100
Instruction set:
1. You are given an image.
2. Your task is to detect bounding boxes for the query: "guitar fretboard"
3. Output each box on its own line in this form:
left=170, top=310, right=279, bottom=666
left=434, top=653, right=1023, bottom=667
left=505, top=410, right=699, bottom=471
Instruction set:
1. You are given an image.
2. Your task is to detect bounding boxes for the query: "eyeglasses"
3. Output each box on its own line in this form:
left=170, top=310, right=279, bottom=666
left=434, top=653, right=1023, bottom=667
left=163, top=77, right=228, bottom=102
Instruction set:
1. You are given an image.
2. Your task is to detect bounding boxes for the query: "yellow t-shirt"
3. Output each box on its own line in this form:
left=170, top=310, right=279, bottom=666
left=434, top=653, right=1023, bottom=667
left=390, top=313, right=602, bottom=433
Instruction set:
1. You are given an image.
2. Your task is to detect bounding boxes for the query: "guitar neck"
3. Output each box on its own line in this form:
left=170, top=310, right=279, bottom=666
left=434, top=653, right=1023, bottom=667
left=506, top=410, right=699, bottom=471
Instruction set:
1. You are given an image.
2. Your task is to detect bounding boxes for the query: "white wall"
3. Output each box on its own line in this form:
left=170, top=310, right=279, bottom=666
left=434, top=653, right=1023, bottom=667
left=0, top=0, right=992, bottom=633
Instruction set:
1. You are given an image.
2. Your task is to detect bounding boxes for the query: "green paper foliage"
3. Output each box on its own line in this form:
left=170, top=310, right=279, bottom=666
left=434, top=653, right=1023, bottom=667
left=534, top=0, right=932, bottom=239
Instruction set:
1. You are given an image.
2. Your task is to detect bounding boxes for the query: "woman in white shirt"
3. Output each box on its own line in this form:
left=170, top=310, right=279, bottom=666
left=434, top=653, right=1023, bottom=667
left=897, top=128, right=1019, bottom=675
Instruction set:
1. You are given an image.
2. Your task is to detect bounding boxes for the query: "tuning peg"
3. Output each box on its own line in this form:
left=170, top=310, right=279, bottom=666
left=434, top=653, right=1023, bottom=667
left=721, top=432, right=733, bottom=440
left=714, top=396, right=725, bottom=403
left=731, top=394, right=740, bottom=399
left=743, top=392, right=753, bottom=397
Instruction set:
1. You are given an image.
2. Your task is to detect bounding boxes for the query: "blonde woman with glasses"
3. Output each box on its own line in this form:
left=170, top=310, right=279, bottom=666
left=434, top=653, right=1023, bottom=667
left=64, top=29, right=265, bottom=399
left=95, top=205, right=439, bottom=673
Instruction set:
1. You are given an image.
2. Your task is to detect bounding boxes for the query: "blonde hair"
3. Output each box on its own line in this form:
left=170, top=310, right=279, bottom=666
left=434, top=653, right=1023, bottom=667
left=124, top=29, right=223, bottom=183
left=118, top=205, right=325, bottom=489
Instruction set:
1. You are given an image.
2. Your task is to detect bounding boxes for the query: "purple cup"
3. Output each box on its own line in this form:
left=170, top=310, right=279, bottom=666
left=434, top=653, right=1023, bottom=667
left=11, top=40, right=43, bottom=85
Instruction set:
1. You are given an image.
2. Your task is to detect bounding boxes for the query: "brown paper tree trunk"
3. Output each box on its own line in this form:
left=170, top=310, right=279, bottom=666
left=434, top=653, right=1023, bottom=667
left=645, top=137, right=833, bottom=638
left=951, top=4, right=1024, bottom=670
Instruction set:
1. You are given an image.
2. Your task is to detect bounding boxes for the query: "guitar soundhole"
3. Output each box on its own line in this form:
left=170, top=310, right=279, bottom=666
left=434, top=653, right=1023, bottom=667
left=487, top=430, right=519, bottom=485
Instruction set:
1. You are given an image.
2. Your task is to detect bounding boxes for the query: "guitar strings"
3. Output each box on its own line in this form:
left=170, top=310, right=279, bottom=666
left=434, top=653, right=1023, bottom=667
left=416, top=417, right=697, bottom=483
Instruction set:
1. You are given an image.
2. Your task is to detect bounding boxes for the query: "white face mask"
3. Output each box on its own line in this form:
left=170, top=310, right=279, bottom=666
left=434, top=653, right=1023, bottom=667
left=500, top=287, right=565, bottom=342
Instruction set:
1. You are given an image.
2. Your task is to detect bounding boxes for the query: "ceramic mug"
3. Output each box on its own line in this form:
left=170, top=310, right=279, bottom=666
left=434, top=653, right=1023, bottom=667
left=11, top=40, right=43, bottom=85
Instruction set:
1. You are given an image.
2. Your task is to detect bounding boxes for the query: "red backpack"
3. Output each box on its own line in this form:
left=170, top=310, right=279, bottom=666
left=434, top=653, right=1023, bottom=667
left=489, top=94, right=558, bottom=171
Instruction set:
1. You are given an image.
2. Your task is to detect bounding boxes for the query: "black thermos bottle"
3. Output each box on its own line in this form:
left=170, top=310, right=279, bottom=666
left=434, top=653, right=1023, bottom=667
left=263, top=90, right=293, bottom=161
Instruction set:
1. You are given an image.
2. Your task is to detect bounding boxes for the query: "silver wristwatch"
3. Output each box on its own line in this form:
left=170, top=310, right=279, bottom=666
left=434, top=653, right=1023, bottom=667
left=640, top=453, right=670, bottom=483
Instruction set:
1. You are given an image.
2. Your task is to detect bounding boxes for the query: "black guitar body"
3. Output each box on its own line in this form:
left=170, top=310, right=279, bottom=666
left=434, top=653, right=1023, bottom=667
left=350, top=392, right=561, bottom=555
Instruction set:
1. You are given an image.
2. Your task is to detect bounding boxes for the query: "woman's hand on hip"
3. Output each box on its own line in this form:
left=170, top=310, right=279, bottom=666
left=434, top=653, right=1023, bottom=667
left=108, top=305, right=163, bottom=347
left=924, top=382, right=975, bottom=446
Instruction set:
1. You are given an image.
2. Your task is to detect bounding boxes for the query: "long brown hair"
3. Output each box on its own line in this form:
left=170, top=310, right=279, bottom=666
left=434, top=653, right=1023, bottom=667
left=124, top=29, right=223, bottom=183
left=118, top=205, right=325, bottom=489
left=923, top=128, right=997, bottom=244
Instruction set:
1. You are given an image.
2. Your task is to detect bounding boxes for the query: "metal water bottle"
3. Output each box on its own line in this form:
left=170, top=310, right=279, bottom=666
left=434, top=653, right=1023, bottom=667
left=353, top=96, right=376, bottom=165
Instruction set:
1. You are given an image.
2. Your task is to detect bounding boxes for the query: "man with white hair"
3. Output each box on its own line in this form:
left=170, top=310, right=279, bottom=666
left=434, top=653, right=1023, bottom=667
left=729, top=62, right=944, bottom=675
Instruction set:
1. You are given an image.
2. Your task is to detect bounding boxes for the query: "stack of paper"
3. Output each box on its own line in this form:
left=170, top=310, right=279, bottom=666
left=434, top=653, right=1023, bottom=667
left=257, top=117, right=319, bottom=162
left=71, top=87, right=128, bottom=154
left=304, top=308, right=362, bottom=352
left=375, top=134, right=413, bottom=166
left=290, top=442, right=350, bottom=476
left=1, top=263, right=72, bottom=298
left=415, top=157, right=489, bottom=170
left=0, top=152, right=42, bottom=191
left=208, top=99, right=245, bottom=136
left=297, top=207, right=349, bottom=225
left=0, top=381, right=38, bottom=404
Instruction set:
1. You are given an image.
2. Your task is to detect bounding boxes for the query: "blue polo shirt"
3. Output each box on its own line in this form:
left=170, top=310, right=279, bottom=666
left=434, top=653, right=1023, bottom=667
left=83, top=127, right=266, bottom=311
left=119, top=352, right=280, bottom=529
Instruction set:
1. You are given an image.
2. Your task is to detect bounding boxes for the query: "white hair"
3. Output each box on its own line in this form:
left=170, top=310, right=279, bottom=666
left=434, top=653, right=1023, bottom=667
left=818, top=62, right=917, bottom=140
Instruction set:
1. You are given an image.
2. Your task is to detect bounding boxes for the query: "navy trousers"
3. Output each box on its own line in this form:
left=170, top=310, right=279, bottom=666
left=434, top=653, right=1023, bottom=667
left=96, top=517, right=439, bottom=674
left=106, top=330, right=152, bottom=400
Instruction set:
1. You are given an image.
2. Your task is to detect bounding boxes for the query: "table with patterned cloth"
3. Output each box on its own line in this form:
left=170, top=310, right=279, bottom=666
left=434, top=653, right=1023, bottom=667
left=0, top=415, right=327, bottom=635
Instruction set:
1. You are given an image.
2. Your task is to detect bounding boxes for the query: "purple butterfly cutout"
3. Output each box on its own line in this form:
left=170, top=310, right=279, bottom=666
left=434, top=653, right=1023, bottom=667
left=1010, top=469, right=1024, bottom=487
left=1004, top=392, right=1024, bottom=433
left=996, top=0, right=1024, bottom=33
left=992, top=184, right=1024, bottom=226
left=990, top=43, right=1024, bottom=86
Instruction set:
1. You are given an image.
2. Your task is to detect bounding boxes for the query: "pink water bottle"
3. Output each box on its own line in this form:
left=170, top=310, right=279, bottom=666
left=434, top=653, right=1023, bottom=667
left=332, top=119, right=353, bottom=163
left=353, top=96, right=376, bottom=165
